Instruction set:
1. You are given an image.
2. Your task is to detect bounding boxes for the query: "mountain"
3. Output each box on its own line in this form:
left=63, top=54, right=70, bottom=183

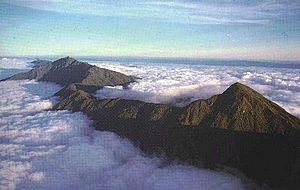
left=53, top=74, right=300, bottom=188
left=188, top=82, right=299, bottom=135
left=3, top=57, right=300, bottom=188
left=55, top=82, right=300, bottom=135
left=2, top=56, right=138, bottom=88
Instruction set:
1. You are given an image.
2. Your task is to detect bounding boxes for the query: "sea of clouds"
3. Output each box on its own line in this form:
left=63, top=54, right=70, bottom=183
left=92, top=61, right=300, bottom=117
left=0, top=58, right=33, bottom=80
left=0, top=59, right=247, bottom=189
left=0, top=57, right=32, bottom=69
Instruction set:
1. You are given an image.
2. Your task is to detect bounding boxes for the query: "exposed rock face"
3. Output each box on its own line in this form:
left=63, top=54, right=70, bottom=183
left=2, top=56, right=138, bottom=87
left=3, top=57, right=300, bottom=188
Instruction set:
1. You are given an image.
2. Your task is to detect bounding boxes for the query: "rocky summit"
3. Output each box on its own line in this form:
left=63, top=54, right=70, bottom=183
left=4, top=57, right=300, bottom=189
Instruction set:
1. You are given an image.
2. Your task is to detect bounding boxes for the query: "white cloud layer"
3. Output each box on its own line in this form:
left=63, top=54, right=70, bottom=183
left=0, top=79, right=247, bottom=189
left=0, top=58, right=32, bottom=69
left=93, top=61, right=300, bottom=117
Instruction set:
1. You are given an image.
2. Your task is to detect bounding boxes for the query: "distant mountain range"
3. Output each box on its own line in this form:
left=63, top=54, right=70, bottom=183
left=3, top=57, right=300, bottom=189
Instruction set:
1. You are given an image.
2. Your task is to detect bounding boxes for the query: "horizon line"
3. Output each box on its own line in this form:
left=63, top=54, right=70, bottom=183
left=1, top=54, right=300, bottom=63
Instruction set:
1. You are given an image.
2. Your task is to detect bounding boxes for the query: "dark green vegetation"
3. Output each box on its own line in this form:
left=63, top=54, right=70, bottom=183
left=4, top=57, right=300, bottom=189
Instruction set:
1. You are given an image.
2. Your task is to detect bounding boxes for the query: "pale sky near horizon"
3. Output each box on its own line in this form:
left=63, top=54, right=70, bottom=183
left=0, top=0, right=300, bottom=61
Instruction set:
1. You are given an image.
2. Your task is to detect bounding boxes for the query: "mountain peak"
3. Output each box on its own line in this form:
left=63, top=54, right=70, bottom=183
left=2, top=57, right=138, bottom=87
left=230, top=82, right=247, bottom=89
left=205, top=82, right=300, bottom=134
left=224, top=82, right=259, bottom=96
left=62, top=56, right=76, bottom=61
left=53, top=56, right=80, bottom=67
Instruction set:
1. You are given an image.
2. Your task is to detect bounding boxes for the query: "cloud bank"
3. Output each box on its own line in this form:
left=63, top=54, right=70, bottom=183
left=0, top=58, right=32, bottom=69
left=94, top=61, right=300, bottom=117
left=0, top=79, right=247, bottom=189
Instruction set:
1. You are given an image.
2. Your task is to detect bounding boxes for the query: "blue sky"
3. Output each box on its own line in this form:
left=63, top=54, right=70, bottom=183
left=0, top=0, right=300, bottom=60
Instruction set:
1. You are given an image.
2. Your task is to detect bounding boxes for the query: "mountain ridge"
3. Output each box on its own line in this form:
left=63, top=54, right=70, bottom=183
left=3, top=57, right=300, bottom=188
left=1, top=56, right=138, bottom=87
left=54, top=81, right=300, bottom=135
